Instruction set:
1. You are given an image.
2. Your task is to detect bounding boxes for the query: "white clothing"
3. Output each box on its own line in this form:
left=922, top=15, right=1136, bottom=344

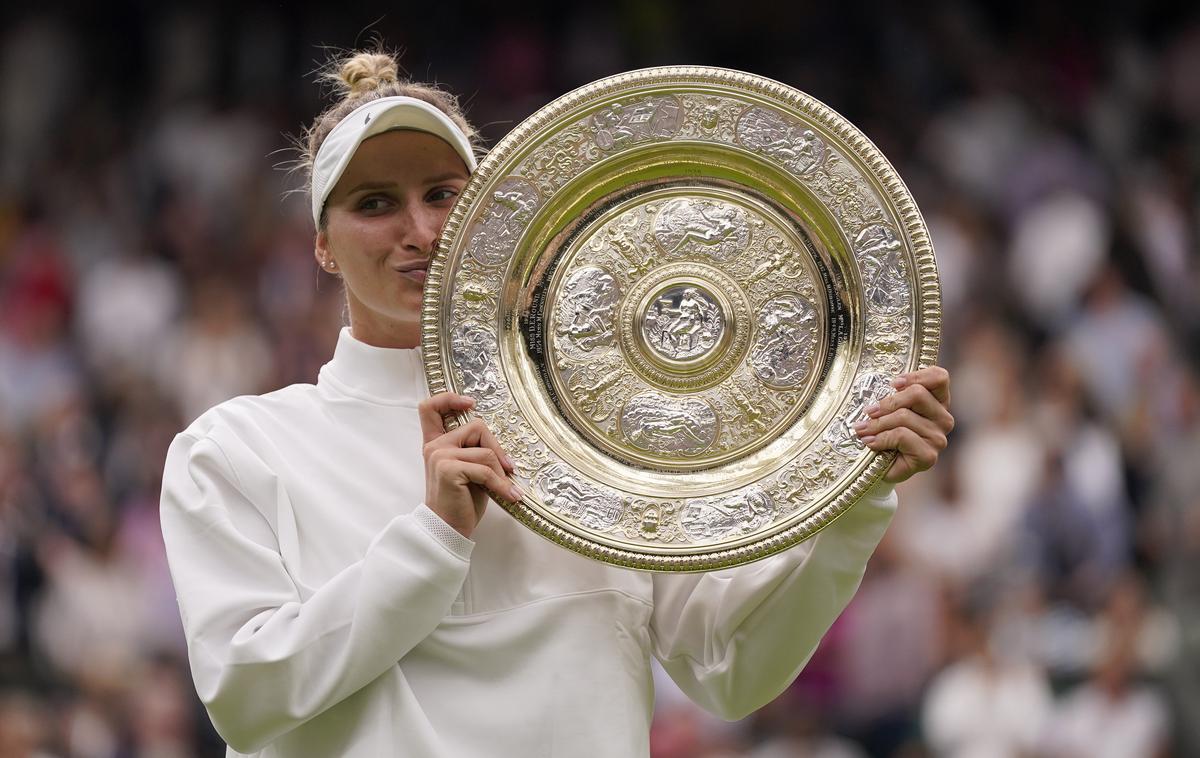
left=922, top=656, right=1054, bottom=758
left=160, top=328, right=897, bottom=757
left=1042, top=682, right=1169, bottom=758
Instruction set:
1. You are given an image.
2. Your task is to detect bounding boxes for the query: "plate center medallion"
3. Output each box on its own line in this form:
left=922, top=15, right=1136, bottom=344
left=641, top=283, right=725, bottom=364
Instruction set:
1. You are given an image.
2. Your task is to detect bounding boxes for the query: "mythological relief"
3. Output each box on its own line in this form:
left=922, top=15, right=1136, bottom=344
left=736, top=107, right=828, bottom=175
left=553, top=266, right=621, bottom=355
left=826, top=372, right=895, bottom=455
left=533, top=463, right=622, bottom=531
left=619, top=392, right=719, bottom=457
left=643, top=285, right=725, bottom=361
left=734, top=103, right=892, bottom=236
left=465, top=178, right=541, bottom=268
left=450, top=323, right=507, bottom=412
left=750, top=293, right=819, bottom=389
left=719, top=379, right=776, bottom=436
left=652, top=198, right=750, bottom=261
left=681, top=489, right=775, bottom=541
left=746, top=236, right=801, bottom=285
left=592, top=96, right=684, bottom=151
left=856, top=224, right=911, bottom=315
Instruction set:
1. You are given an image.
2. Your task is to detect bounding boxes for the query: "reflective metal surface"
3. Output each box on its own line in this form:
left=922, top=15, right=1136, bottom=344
left=423, top=66, right=940, bottom=571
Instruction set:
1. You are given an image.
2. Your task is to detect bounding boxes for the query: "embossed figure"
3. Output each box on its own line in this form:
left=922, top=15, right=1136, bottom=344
left=468, top=178, right=541, bottom=267
left=747, top=237, right=796, bottom=284
left=681, top=490, right=774, bottom=540
left=680, top=206, right=737, bottom=245
left=751, top=294, right=818, bottom=388
left=857, top=225, right=909, bottom=314
left=593, top=97, right=683, bottom=150
left=620, top=393, right=718, bottom=455
left=161, top=51, right=956, bottom=758
left=494, top=188, right=537, bottom=219
left=736, top=107, right=828, bottom=174
left=653, top=198, right=749, bottom=260
left=555, top=267, right=620, bottom=352
left=569, top=367, right=625, bottom=421
left=452, top=324, right=506, bottom=410
left=537, top=465, right=622, bottom=530
left=668, top=288, right=707, bottom=346
left=644, top=286, right=724, bottom=360
left=729, top=383, right=771, bottom=433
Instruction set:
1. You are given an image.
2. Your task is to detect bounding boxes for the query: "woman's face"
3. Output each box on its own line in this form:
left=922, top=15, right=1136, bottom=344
left=316, top=129, right=470, bottom=348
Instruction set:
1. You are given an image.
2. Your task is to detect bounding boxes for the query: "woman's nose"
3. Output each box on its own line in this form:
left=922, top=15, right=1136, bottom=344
left=397, top=206, right=440, bottom=254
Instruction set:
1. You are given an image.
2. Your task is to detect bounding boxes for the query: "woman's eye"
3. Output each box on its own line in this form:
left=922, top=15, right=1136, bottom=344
left=428, top=188, right=459, bottom=203
left=358, top=196, right=392, bottom=212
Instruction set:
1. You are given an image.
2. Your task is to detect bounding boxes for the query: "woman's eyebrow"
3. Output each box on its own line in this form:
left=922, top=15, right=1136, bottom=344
left=423, top=171, right=469, bottom=184
left=345, top=180, right=397, bottom=194
left=344, top=173, right=466, bottom=195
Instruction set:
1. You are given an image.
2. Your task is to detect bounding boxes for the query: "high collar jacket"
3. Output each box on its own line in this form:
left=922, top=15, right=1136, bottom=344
left=160, top=327, right=897, bottom=757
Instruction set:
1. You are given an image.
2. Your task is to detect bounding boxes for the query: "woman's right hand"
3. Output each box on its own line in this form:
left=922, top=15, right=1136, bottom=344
left=418, top=393, right=519, bottom=539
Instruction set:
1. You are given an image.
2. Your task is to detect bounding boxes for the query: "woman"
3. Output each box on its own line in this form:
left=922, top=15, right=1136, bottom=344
left=160, top=51, right=954, bottom=757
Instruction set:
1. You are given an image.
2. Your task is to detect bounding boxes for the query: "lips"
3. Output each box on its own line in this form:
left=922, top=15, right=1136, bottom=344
left=393, top=260, right=429, bottom=284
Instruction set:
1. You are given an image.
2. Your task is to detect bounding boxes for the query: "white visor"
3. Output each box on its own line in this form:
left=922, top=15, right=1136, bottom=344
left=310, top=95, right=477, bottom=226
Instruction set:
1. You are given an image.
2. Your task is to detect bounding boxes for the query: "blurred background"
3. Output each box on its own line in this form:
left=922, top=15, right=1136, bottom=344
left=0, top=1, right=1197, bottom=756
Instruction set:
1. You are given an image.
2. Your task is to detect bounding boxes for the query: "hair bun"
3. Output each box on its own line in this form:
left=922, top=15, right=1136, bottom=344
left=338, top=52, right=399, bottom=95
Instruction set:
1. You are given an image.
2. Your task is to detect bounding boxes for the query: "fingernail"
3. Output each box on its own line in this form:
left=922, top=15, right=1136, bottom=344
left=853, top=420, right=868, bottom=432
left=503, top=455, right=516, bottom=471
left=861, top=435, right=877, bottom=444
left=866, top=403, right=880, bottom=416
left=509, top=484, right=524, bottom=501
left=893, top=375, right=908, bottom=388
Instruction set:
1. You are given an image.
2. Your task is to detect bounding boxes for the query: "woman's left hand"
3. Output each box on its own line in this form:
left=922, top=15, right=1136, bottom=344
left=854, top=366, right=954, bottom=484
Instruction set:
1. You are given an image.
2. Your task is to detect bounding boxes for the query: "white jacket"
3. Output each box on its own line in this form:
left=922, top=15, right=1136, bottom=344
left=160, top=327, right=896, bottom=757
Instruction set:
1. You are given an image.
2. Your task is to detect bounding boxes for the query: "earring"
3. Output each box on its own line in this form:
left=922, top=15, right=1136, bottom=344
left=324, top=258, right=338, bottom=272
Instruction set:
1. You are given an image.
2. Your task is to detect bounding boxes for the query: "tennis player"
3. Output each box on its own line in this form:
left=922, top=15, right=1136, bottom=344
left=160, top=50, right=954, bottom=757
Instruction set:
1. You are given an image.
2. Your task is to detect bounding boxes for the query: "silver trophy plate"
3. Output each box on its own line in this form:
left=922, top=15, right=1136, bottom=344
left=422, top=66, right=940, bottom=571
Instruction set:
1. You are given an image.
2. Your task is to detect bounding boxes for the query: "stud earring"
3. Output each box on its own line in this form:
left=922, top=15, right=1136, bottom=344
left=324, top=258, right=338, bottom=272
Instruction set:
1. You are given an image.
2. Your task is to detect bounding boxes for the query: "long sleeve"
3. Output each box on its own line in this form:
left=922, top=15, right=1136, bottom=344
left=649, top=482, right=897, bottom=720
left=160, top=429, right=473, bottom=754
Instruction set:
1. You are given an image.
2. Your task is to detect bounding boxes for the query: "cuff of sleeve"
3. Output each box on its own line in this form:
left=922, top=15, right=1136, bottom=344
left=861, top=478, right=895, bottom=503
left=413, top=504, right=475, bottom=561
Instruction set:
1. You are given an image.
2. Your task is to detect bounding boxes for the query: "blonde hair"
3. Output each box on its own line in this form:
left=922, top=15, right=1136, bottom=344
left=300, top=50, right=479, bottom=226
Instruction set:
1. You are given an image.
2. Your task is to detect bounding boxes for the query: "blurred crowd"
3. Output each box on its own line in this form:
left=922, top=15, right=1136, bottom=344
left=0, top=2, right=1197, bottom=757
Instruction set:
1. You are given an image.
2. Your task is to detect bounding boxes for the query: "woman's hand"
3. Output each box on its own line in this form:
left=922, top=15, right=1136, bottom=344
left=418, top=393, right=519, bottom=539
left=854, top=366, right=954, bottom=484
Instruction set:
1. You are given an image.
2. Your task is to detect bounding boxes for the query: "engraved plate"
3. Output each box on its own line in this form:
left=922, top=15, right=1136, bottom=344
left=619, top=392, right=719, bottom=457
left=424, top=67, right=940, bottom=571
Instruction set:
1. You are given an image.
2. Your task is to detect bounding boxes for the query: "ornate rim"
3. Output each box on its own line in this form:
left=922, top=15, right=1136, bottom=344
left=422, top=66, right=940, bottom=571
